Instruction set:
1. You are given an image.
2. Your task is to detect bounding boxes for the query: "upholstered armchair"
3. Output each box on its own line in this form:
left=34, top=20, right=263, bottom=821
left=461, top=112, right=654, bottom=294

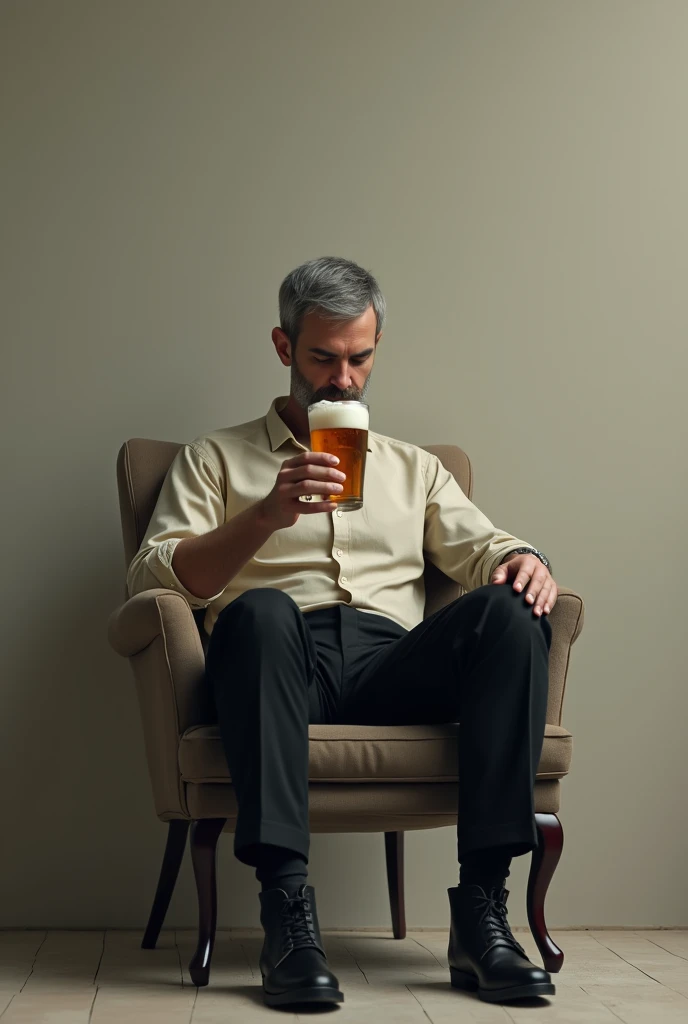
left=108, top=438, right=584, bottom=986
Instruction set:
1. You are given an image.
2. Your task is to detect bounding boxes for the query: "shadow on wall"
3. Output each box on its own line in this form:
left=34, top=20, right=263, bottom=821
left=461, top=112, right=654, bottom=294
left=0, top=538, right=158, bottom=925
left=0, top=521, right=264, bottom=929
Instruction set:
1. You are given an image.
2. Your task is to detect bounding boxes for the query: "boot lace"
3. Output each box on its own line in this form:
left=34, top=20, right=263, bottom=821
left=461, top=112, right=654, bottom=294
left=473, top=889, right=527, bottom=960
left=280, top=894, right=319, bottom=951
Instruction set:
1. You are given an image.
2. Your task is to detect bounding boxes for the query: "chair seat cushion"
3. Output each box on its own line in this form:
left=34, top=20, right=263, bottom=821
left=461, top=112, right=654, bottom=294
left=178, top=723, right=572, bottom=784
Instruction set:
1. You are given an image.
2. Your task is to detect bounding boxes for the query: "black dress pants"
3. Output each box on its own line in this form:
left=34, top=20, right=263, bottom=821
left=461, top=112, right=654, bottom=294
left=205, top=584, right=552, bottom=867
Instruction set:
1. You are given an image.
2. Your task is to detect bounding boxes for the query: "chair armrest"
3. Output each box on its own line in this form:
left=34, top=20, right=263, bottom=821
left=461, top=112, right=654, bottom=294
left=108, top=587, right=192, bottom=656
left=108, top=589, right=210, bottom=819
left=546, top=586, right=584, bottom=726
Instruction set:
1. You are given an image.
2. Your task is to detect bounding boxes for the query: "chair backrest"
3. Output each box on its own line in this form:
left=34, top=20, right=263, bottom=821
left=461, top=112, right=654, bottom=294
left=115, top=437, right=473, bottom=621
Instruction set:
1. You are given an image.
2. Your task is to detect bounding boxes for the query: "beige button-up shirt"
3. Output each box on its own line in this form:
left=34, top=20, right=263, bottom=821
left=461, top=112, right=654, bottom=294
left=127, top=397, right=534, bottom=636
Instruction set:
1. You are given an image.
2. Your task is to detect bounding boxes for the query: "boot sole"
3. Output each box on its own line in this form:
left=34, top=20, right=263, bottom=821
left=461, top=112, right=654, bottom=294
left=450, top=967, right=555, bottom=1002
left=263, top=985, right=344, bottom=1007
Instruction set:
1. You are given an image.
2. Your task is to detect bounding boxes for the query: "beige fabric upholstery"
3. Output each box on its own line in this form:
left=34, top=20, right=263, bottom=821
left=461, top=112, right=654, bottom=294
left=181, top=779, right=563, bottom=831
left=108, top=437, right=584, bottom=829
left=179, top=723, right=572, bottom=784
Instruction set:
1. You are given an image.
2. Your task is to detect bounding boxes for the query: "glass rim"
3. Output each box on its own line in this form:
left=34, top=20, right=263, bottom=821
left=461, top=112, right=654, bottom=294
left=307, top=399, right=369, bottom=412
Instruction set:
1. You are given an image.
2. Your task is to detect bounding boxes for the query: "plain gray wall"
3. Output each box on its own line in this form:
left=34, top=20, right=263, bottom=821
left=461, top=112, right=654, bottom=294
left=1, top=0, right=686, bottom=929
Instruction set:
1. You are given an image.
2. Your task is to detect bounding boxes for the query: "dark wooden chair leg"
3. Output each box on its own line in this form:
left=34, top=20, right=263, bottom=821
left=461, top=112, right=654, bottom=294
left=188, top=817, right=227, bottom=987
left=384, top=831, right=406, bottom=939
left=526, top=812, right=564, bottom=973
left=142, top=820, right=190, bottom=949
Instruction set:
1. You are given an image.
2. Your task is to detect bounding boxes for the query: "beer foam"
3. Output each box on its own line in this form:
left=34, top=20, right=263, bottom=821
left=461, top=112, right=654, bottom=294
left=308, top=400, right=369, bottom=432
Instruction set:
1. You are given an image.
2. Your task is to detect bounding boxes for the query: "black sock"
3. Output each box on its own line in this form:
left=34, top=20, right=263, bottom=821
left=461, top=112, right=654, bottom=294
left=459, top=846, right=513, bottom=892
left=255, top=844, right=308, bottom=895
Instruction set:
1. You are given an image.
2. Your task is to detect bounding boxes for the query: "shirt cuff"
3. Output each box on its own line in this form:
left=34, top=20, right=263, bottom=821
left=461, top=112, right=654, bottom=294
left=148, top=538, right=226, bottom=608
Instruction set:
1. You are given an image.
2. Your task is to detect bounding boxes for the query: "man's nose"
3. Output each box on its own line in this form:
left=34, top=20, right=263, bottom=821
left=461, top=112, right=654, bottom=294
left=331, top=367, right=352, bottom=391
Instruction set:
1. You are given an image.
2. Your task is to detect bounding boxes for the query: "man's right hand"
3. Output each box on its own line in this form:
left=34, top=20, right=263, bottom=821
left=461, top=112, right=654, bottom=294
left=259, top=452, right=346, bottom=530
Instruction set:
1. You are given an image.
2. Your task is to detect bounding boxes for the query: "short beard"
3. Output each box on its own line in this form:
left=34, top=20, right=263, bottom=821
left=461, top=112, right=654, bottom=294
left=290, top=356, right=373, bottom=411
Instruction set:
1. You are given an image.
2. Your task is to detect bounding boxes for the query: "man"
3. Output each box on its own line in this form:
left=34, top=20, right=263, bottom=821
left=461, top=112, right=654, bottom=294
left=128, top=256, right=558, bottom=1008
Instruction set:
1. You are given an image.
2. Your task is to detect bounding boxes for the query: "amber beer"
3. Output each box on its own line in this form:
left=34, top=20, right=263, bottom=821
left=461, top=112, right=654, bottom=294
left=308, top=400, right=369, bottom=511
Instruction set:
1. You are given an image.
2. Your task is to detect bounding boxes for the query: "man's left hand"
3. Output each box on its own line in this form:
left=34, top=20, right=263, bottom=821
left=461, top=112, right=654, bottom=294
left=490, top=553, right=558, bottom=617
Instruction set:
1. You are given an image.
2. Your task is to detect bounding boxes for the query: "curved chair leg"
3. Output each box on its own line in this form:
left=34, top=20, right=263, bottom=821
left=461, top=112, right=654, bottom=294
left=142, top=820, right=190, bottom=949
left=384, top=831, right=406, bottom=939
left=526, top=812, right=564, bottom=973
left=188, top=817, right=227, bottom=987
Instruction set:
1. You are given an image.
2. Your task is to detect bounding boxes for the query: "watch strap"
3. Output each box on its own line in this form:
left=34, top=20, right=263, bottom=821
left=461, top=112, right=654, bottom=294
left=505, top=547, right=552, bottom=573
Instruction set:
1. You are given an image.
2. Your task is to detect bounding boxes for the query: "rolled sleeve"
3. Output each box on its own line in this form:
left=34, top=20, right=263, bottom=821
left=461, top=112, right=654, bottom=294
left=126, top=442, right=227, bottom=609
left=423, top=454, right=534, bottom=592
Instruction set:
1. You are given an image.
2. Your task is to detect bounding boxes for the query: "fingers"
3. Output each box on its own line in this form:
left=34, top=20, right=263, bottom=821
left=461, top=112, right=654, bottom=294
left=281, top=464, right=346, bottom=485
left=298, top=500, right=338, bottom=514
left=282, top=479, right=344, bottom=498
left=532, top=579, right=556, bottom=617
left=522, top=568, right=549, bottom=615
left=283, top=452, right=339, bottom=469
left=525, top=575, right=558, bottom=617
left=512, top=567, right=533, bottom=593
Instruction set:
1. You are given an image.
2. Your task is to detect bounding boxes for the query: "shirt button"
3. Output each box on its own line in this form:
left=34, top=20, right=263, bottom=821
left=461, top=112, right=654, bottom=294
left=336, top=510, right=343, bottom=518
left=336, top=549, right=343, bottom=557
left=341, top=576, right=348, bottom=584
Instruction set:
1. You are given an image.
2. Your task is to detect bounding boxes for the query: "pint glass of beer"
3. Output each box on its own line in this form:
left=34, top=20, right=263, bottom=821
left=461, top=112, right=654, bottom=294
left=308, top=400, right=369, bottom=511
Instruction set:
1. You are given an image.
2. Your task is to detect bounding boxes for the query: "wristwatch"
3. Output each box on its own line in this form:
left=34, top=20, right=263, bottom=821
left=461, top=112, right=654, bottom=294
left=505, top=547, right=552, bottom=573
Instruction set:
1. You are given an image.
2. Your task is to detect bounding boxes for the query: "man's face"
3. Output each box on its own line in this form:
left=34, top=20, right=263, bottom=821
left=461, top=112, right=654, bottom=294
left=274, top=305, right=380, bottom=410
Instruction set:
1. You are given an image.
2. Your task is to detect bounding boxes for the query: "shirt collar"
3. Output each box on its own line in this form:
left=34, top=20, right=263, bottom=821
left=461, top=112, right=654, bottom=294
left=266, top=396, right=302, bottom=453
left=265, top=396, right=374, bottom=453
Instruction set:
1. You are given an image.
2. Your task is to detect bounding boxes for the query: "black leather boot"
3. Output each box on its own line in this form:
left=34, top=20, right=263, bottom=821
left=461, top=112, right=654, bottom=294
left=448, top=884, right=555, bottom=1002
left=259, top=885, right=344, bottom=1007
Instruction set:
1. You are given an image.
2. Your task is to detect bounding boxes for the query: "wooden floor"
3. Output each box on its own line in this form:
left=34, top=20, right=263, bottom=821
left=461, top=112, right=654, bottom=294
left=1, top=929, right=687, bottom=1023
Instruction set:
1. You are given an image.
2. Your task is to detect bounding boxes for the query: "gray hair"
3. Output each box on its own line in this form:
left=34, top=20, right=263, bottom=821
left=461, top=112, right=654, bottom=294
left=278, top=256, right=386, bottom=344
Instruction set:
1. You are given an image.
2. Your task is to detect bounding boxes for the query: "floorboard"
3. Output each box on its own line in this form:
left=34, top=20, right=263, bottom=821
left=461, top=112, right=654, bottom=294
left=0, top=930, right=685, bottom=1024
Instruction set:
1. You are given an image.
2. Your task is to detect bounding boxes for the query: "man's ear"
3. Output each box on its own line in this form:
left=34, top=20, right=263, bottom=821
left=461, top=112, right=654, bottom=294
left=375, top=331, right=383, bottom=345
left=272, top=327, right=293, bottom=367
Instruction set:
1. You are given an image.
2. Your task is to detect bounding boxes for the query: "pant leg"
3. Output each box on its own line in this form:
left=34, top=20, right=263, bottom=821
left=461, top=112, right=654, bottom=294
left=205, top=589, right=337, bottom=866
left=338, top=585, right=552, bottom=859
